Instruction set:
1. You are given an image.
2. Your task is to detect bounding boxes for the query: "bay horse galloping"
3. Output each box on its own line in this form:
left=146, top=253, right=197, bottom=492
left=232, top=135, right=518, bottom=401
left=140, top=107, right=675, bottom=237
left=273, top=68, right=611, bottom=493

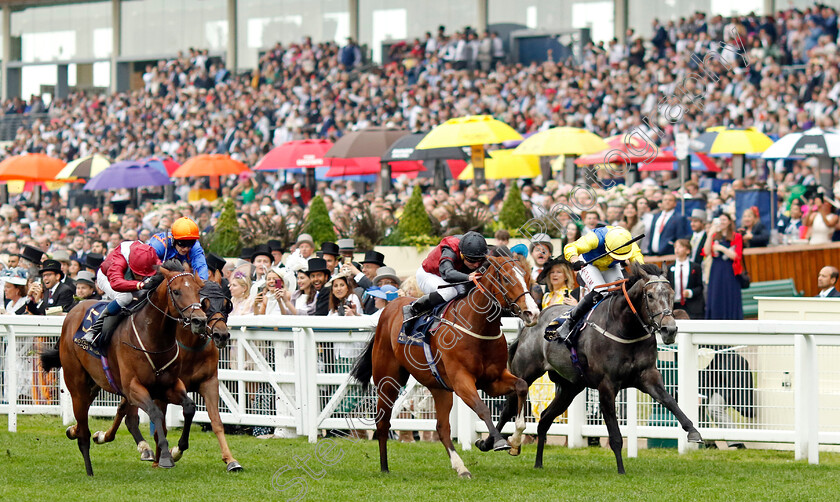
left=351, top=255, right=540, bottom=478
left=485, top=263, right=702, bottom=474
left=91, top=281, right=242, bottom=471
left=40, top=261, right=207, bottom=476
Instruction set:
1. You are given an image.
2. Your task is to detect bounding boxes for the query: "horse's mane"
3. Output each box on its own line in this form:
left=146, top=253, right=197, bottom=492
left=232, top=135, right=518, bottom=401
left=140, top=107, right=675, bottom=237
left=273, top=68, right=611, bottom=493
left=145, top=259, right=185, bottom=291
left=625, top=263, right=664, bottom=291
left=200, top=280, right=227, bottom=299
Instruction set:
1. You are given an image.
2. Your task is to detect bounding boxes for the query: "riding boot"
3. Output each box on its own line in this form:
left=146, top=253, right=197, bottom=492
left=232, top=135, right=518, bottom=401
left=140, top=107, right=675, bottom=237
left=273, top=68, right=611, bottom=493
left=544, top=290, right=603, bottom=342
left=402, top=292, right=445, bottom=327
left=76, top=300, right=121, bottom=351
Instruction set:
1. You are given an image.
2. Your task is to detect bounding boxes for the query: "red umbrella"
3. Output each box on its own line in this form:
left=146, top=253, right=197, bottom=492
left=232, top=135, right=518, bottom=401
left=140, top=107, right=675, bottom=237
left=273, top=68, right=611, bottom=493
left=324, top=157, right=425, bottom=177
left=640, top=150, right=721, bottom=172
left=574, top=134, right=676, bottom=166
left=255, top=139, right=334, bottom=170
left=172, top=154, right=250, bottom=177
left=0, top=153, right=67, bottom=181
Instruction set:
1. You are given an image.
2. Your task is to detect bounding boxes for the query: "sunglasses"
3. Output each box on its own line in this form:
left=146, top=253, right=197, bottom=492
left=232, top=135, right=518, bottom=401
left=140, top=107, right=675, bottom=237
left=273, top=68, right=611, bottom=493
left=463, top=255, right=483, bottom=264
left=173, top=239, right=196, bottom=248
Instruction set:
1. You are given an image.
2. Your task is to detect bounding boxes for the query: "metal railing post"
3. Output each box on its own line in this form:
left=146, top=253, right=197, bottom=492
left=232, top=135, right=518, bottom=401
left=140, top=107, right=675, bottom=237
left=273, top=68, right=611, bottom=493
left=794, top=333, right=819, bottom=464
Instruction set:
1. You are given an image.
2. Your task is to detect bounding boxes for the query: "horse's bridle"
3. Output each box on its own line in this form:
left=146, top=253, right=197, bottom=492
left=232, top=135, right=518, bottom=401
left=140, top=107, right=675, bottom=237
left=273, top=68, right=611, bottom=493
left=637, top=278, right=674, bottom=335
left=474, top=258, right=531, bottom=318
left=145, top=272, right=204, bottom=329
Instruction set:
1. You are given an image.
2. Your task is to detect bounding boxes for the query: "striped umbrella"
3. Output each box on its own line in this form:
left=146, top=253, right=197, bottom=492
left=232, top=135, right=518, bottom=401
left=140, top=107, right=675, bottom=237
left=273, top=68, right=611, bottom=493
left=56, top=154, right=111, bottom=179
left=761, top=128, right=840, bottom=159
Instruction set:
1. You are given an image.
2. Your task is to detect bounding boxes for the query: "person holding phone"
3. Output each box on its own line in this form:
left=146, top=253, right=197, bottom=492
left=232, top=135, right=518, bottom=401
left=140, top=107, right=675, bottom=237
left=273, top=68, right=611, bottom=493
left=703, top=213, right=744, bottom=320
left=805, top=195, right=838, bottom=244
left=255, top=267, right=296, bottom=315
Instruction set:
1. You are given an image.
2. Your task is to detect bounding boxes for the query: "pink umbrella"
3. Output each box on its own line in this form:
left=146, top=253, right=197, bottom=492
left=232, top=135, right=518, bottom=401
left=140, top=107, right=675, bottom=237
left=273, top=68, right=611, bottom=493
left=255, top=139, right=334, bottom=170
left=324, top=157, right=425, bottom=177
left=575, top=135, right=676, bottom=166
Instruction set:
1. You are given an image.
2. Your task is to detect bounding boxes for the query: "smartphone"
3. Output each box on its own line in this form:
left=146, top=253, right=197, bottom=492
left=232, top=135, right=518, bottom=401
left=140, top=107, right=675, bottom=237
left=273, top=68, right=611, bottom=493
left=344, top=257, right=352, bottom=265
left=712, top=217, right=720, bottom=227
left=274, top=278, right=284, bottom=289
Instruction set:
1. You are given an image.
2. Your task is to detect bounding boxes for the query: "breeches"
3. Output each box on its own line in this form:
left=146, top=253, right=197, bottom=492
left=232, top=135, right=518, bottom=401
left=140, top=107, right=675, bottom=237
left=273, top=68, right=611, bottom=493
left=96, top=270, right=134, bottom=307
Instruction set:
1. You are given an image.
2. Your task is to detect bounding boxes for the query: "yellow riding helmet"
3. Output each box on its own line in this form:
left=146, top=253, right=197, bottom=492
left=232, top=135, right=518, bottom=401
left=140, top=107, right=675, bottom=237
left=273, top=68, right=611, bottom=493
left=171, top=217, right=200, bottom=240
left=604, top=227, right=634, bottom=260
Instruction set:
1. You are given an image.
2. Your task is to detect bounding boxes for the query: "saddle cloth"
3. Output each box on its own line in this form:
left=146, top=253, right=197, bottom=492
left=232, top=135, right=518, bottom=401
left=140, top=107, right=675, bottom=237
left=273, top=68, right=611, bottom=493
left=398, top=301, right=449, bottom=346
left=72, top=301, right=110, bottom=358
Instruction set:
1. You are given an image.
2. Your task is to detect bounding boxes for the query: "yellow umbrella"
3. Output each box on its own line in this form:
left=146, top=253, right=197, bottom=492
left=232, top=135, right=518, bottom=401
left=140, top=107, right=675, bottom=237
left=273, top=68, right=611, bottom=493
left=512, top=127, right=609, bottom=156
left=458, top=149, right=540, bottom=180
left=416, top=115, right=521, bottom=183
left=415, top=115, right=522, bottom=149
left=690, top=127, right=773, bottom=155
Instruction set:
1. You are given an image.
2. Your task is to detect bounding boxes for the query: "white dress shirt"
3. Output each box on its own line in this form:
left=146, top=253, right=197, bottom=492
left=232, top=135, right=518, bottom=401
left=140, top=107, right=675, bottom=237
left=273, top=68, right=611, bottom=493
left=651, top=210, right=674, bottom=254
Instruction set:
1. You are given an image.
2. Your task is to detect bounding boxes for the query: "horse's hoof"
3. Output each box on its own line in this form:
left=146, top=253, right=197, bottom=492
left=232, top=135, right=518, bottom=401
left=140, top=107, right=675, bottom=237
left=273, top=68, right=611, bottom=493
left=140, top=449, right=154, bottom=461
left=509, top=446, right=521, bottom=456
left=474, top=438, right=490, bottom=452
left=93, top=431, right=106, bottom=444
left=687, top=430, right=703, bottom=443
left=158, top=457, right=175, bottom=469
left=458, top=470, right=472, bottom=479
left=170, top=446, right=182, bottom=462
left=492, top=439, right=511, bottom=451
left=226, top=461, right=243, bottom=472
left=65, top=426, right=75, bottom=441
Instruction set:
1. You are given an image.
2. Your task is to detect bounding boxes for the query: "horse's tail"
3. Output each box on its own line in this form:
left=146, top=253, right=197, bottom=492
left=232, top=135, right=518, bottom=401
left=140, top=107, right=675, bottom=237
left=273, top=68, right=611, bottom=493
left=40, top=346, right=62, bottom=372
left=350, top=331, right=376, bottom=392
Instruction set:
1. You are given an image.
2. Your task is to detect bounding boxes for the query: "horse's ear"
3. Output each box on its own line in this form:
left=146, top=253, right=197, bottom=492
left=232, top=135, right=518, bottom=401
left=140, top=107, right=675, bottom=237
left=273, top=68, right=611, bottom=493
left=195, top=272, right=206, bottom=288
left=632, top=262, right=647, bottom=279
left=158, top=265, right=171, bottom=278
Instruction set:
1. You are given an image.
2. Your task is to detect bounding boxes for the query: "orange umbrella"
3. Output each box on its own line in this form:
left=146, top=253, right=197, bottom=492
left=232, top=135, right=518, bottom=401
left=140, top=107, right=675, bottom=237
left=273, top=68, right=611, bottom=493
left=171, top=154, right=250, bottom=177
left=0, top=153, right=67, bottom=181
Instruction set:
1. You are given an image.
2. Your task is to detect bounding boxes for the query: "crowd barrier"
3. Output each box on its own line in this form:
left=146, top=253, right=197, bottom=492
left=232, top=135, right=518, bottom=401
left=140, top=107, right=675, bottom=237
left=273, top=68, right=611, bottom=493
left=0, top=315, right=836, bottom=464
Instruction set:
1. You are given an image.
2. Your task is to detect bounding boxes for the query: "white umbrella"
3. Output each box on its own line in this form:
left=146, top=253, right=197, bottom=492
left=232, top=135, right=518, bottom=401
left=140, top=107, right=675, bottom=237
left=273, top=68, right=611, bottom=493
left=762, top=128, right=840, bottom=159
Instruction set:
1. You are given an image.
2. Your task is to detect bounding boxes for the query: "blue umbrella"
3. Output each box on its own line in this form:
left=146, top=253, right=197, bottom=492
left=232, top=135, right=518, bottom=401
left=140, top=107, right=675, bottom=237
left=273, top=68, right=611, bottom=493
left=84, top=160, right=172, bottom=190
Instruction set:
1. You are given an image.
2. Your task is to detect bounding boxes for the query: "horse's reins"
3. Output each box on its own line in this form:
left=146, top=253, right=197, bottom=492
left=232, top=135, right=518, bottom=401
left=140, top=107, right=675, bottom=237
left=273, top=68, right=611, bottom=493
left=590, top=276, right=674, bottom=341
left=143, top=272, right=205, bottom=331
left=121, top=272, right=204, bottom=374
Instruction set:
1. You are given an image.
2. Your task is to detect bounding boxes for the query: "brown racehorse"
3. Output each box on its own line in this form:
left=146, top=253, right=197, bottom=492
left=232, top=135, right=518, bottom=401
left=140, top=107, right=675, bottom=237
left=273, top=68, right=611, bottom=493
left=91, top=281, right=243, bottom=471
left=40, top=261, right=207, bottom=476
left=351, top=255, right=540, bottom=478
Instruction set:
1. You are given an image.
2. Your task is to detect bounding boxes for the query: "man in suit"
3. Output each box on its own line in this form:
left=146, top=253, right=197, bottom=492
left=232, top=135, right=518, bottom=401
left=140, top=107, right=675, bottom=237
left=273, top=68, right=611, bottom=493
left=649, top=193, right=690, bottom=256
left=665, top=239, right=705, bottom=319
left=689, top=209, right=708, bottom=264
left=49, top=249, right=76, bottom=290
left=346, top=251, right=387, bottom=314
left=26, top=259, right=75, bottom=315
left=308, top=258, right=333, bottom=316
left=816, top=266, right=840, bottom=297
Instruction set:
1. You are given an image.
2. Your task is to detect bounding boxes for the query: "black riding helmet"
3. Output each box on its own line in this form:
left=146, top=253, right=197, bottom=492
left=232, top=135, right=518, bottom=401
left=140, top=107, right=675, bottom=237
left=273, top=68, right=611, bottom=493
left=460, top=231, right=488, bottom=261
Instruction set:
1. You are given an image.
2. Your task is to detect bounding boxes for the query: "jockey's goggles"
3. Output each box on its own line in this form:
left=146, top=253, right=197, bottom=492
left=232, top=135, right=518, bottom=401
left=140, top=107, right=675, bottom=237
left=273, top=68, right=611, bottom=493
left=173, top=239, right=197, bottom=249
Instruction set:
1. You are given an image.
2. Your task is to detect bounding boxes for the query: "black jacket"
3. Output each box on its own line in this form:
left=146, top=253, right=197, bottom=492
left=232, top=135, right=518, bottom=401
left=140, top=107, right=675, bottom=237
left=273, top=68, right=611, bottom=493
left=354, top=274, right=378, bottom=315
left=27, top=281, right=75, bottom=315
left=314, top=286, right=331, bottom=316
left=666, top=261, right=705, bottom=319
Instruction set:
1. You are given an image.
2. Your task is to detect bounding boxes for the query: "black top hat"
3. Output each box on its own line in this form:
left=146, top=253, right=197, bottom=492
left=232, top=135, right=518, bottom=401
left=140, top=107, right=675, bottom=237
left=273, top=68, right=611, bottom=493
left=267, top=239, right=284, bottom=252
left=305, top=257, right=332, bottom=276
left=18, top=244, right=44, bottom=265
left=85, top=253, right=104, bottom=271
left=39, top=259, right=64, bottom=279
left=360, top=250, right=385, bottom=266
left=250, top=244, right=273, bottom=263
left=239, top=247, right=254, bottom=261
left=206, top=253, right=227, bottom=273
left=320, top=241, right=340, bottom=256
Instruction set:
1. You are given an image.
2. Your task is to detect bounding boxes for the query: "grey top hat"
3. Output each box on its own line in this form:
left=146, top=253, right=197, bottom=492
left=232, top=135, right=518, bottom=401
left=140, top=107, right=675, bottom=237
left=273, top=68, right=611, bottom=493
left=337, top=238, right=355, bottom=251
left=690, top=209, right=707, bottom=221
left=296, top=233, right=314, bottom=246
left=50, top=249, right=72, bottom=263
left=76, top=270, right=96, bottom=286
left=373, top=266, right=401, bottom=286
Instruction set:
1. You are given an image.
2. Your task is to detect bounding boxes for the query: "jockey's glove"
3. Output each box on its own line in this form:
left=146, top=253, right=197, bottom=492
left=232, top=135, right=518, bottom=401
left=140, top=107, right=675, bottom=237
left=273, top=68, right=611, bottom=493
left=572, top=260, right=586, bottom=271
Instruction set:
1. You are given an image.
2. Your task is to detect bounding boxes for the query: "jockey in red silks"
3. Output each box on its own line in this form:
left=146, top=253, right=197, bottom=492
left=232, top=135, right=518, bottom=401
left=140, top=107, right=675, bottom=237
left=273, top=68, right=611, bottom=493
left=402, top=231, right=489, bottom=325
left=75, top=241, right=160, bottom=351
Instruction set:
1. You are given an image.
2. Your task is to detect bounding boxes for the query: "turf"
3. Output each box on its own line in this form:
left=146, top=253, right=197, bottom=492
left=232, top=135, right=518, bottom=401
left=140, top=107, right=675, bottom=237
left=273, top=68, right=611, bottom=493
left=2, top=415, right=840, bottom=502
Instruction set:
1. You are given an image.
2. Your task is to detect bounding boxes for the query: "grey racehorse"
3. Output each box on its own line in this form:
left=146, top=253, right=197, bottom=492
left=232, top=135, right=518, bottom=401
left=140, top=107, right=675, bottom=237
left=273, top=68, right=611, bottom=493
left=477, top=263, right=702, bottom=474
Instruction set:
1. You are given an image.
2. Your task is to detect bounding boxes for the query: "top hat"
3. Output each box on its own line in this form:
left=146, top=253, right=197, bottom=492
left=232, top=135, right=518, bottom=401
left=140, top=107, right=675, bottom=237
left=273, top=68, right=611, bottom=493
left=250, top=244, right=273, bottom=263
left=239, top=247, right=254, bottom=261
left=18, top=244, right=44, bottom=266
left=39, top=259, right=64, bottom=279
left=529, top=233, right=553, bottom=254
left=320, top=242, right=340, bottom=257
left=373, top=266, right=401, bottom=286
left=49, top=249, right=72, bottom=263
left=75, top=270, right=96, bottom=286
left=690, top=209, right=707, bottom=221
left=360, top=250, right=385, bottom=267
left=84, top=253, right=104, bottom=271
left=206, top=253, right=227, bottom=273
left=267, top=239, right=284, bottom=252
left=337, top=238, right=355, bottom=251
left=305, top=257, right=332, bottom=277
left=296, top=233, right=314, bottom=246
